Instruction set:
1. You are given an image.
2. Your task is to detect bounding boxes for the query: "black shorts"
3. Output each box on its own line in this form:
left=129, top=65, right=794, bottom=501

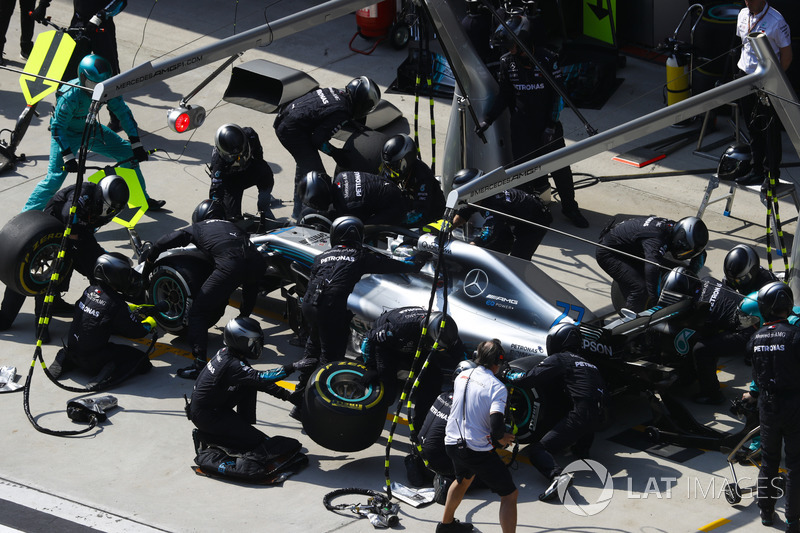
left=445, top=444, right=516, bottom=497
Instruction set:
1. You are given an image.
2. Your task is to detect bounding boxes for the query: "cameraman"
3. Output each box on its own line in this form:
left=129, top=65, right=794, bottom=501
left=440, top=339, right=517, bottom=533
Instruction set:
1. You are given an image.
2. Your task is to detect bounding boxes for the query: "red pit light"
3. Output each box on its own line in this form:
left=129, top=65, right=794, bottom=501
left=174, top=113, right=190, bottom=133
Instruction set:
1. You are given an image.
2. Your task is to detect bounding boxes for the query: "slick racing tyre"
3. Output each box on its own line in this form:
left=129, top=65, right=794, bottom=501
left=302, top=360, right=389, bottom=452
left=0, top=210, right=71, bottom=296
left=505, top=354, right=546, bottom=444
left=147, top=258, right=214, bottom=335
left=297, top=212, right=333, bottom=232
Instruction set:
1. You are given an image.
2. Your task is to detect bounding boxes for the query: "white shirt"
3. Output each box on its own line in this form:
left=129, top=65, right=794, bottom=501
left=736, top=2, right=791, bottom=74
left=444, top=365, right=508, bottom=452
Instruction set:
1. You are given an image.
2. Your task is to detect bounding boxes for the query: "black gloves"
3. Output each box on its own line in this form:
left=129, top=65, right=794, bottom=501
left=62, top=150, right=79, bottom=173
left=32, top=2, right=48, bottom=23
left=130, top=136, right=148, bottom=162
left=282, top=358, right=319, bottom=376
left=409, top=250, right=433, bottom=266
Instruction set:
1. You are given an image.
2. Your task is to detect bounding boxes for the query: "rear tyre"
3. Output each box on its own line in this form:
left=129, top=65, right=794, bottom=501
left=0, top=210, right=71, bottom=296
left=390, top=23, right=410, bottom=50
left=302, top=361, right=389, bottom=452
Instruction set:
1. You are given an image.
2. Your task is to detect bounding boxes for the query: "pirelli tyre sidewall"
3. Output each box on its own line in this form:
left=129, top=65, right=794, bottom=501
left=302, top=360, right=389, bottom=452
left=506, top=354, right=546, bottom=444
left=147, top=258, right=213, bottom=335
left=0, top=210, right=71, bottom=296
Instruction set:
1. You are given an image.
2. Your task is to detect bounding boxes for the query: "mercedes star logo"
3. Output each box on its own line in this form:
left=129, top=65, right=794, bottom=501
left=463, top=269, right=489, bottom=298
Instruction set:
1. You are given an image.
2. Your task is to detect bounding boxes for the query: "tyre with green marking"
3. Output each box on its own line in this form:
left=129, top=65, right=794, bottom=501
left=302, top=360, right=389, bottom=452
left=0, top=210, right=71, bottom=296
left=146, top=258, right=215, bottom=335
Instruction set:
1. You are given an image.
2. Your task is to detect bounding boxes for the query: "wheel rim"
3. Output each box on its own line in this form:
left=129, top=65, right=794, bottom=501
left=507, top=387, right=533, bottom=432
left=152, top=275, right=186, bottom=325
left=326, top=370, right=371, bottom=403
left=28, top=243, right=61, bottom=286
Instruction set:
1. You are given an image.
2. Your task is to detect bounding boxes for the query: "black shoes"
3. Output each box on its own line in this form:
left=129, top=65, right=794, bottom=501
left=540, top=472, right=573, bottom=501
left=761, top=508, right=775, bottom=526
left=147, top=198, right=166, bottom=211
left=563, top=206, right=589, bottom=228
left=177, top=359, right=205, bottom=380
left=435, top=519, right=473, bottom=532
left=49, top=348, right=73, bottom=379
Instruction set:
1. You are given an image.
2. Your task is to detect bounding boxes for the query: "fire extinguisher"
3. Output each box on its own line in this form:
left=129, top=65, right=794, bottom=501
left=666, top=53, right=690, bottom=106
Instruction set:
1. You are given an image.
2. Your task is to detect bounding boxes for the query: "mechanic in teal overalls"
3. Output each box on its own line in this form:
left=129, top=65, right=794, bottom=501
left=22, top=54, right=164, bottom=212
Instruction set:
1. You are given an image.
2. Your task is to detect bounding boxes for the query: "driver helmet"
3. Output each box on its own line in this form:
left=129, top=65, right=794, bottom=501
left=717, top=143, right=752, bottom=181
left=380, top=134, right=417, bottom=189
left=724, top=244, right=760, bottom=291
left=546, top=322, right=581, bottom=354
left=78, top=54, right=113, bottom=89
left=660, top=266, right=701, bottom=301
left=94, top=175, right=129, bottom=220
left=298, top=171, right=332, bottom=211
left=223, top=316, right=265, bottom=360
left=329, top=216, right=364, bottom=247
left=192, top=199, right=225, bottom=223
left=214, top=124, right=251, bottom=167
left=93, top=253, right=142, bottom=297
left=757, top=281, right=794, bottom=322
left=427, top=312, right=459, bottom=349
left=669, top=216, right=708, bottom=260
left=345, top=76, right=381, bottom=118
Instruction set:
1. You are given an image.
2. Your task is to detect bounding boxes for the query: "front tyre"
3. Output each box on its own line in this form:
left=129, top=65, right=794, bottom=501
left=302, top=361, right=389, bottom=452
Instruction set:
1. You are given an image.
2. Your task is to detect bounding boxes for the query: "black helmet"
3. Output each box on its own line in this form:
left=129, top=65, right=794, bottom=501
left=381, top=134, right=417, bottom=188
left=717, top=143, right=752, bottom=181
left=214, top=124, right=251, bottom=165
left=223, top=316, right=264, bottom=360
left=93, top=253, right=142, bottom=296
left=192, top=199, right=225, bottom=223
left=757, top=281, right=794, bottom=322
left=660, top=266, right=700, bottom=299
left=452, top=359, right=477, bottom=382
left=427, top=312, right=459, bottom=349
left=345, top=76, right=381, bottom=118
left=299, top=171, right=332, bottom=211
left=492, top=15, right=531, bottom=51
left=724, top=244, right=760, bottom=290
left=669, top=216, right=708, bottom=260
left=329, top=215, right=364, bottom=247
left=78, top=54, right=113, bottom=88
left=452, top=168, right=483, bottom=186
left=95, top=175, right=130, bottom=219
left=546, top=322, right=581, bottom=354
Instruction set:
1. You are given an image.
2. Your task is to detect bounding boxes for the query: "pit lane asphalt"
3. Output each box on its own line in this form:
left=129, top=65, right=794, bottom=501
left=0, top=1, right=797, bottom=531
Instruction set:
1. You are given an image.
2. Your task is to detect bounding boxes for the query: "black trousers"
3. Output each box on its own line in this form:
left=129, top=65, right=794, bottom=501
left=758, top=394, right=800, bottom=521
left=526, top=397, right=602, bottom=480
left=274, top=123, right=326, bottom=218
left=192, top=408, right=267, bottom=451
left=738, top=70, right=783, bottom=177
left=212, top=159, right=275, bottom=219
left=596, top=247, right=649, bottom=312
left=0, top=0, right=35, bottom=56
left=294, top=298, right=352, bottom=399
left=693, top=330, right=750, bottom=395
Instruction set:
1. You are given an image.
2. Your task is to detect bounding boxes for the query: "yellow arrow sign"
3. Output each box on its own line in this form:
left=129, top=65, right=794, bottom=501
left=19, top=29, right=76, bottom=105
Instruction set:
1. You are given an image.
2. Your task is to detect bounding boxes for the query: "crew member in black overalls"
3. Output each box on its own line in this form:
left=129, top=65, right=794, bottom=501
left=360, top=306, right=465, bottom=430
left=477, top=14, right=588, bottom=228
left=273, top=77, right=381, bottom=219
left=208, top=124, right=275, bottom=223
left=289, top=216, right=427, bottom=419
left=724, top=244, right=779, bottom=297
left=143, top=200, right=267, bottom=380
left=188, top=316, right=314, bottom=451
left=596, top=215, right=708, bottom=313
left=504, top=322, right=607, bottom=501
left=50, top=253, right=153, bottom=390
left=380, top=134, right=445, bottom=227
left=332, top=170, right=407, bottom=226
left=747, top=281, right=800, bottom=531
left=0, top=176, right=129, bottom=342
left=451, top=168, right=552, bottom=261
